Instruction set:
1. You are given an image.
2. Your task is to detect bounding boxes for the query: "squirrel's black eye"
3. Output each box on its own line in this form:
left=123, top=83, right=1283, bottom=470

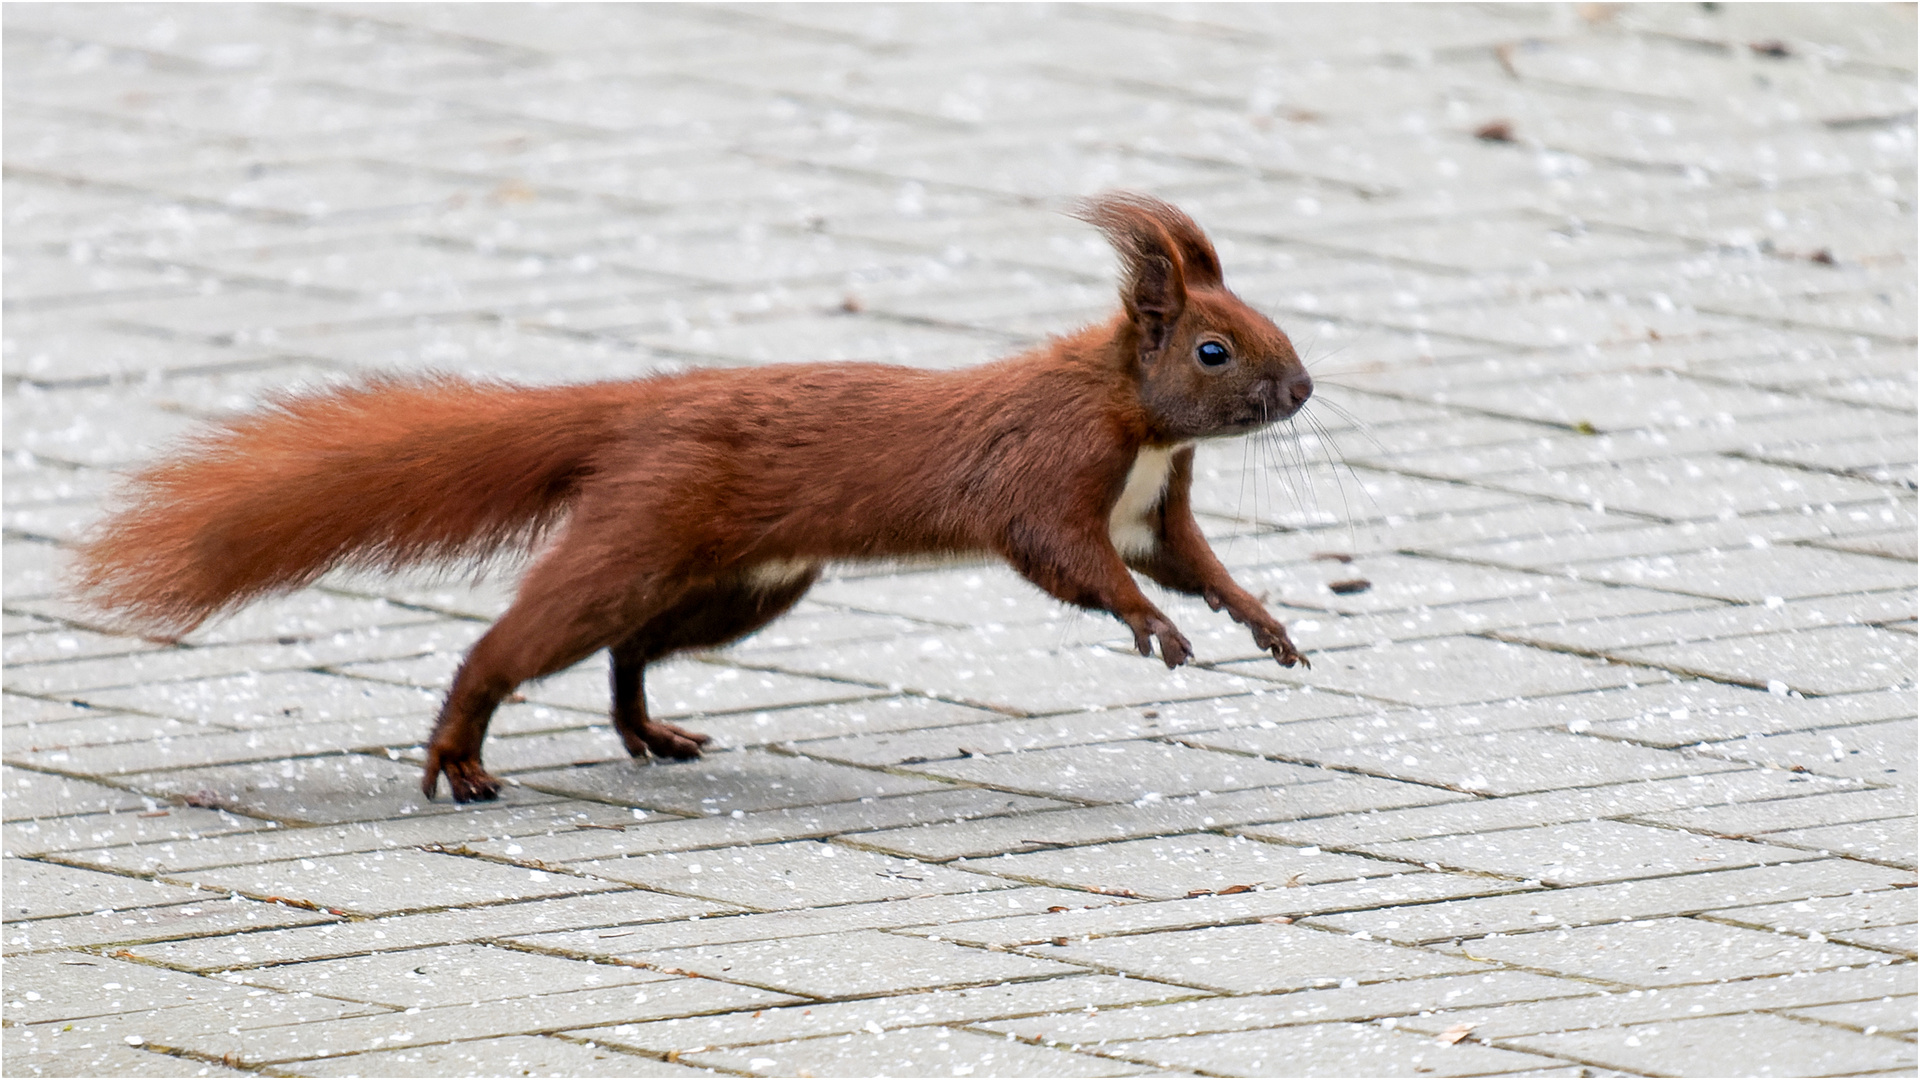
left=1197, top=341, right=1231, bottom=367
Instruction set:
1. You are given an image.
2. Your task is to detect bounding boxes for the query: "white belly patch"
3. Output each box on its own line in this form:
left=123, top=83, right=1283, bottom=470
left=743, top=557, right=820, bottom=591
left=1108, top=444, right=1185, bottom=559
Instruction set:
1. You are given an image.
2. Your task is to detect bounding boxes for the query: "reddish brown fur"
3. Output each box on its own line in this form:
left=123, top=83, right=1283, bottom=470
left=73, top=193, right=1313, bottom=802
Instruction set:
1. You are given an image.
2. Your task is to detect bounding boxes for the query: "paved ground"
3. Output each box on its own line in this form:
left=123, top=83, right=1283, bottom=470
left=3, top=3, right=1916, bottom=1077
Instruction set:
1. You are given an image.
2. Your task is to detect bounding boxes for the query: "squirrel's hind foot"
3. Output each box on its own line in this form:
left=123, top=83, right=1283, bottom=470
left=625, top=719, right=711, bottom=761
left=423, top=754, right=503, bottom=803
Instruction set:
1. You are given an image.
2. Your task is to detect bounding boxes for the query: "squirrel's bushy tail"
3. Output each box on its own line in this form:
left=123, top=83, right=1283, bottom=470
left=72, top=376, right=629, bottom=635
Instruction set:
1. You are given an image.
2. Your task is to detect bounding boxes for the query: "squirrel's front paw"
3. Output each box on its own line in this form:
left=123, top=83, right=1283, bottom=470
left=1253, top=622, right=1309, bottom=669
left=1133, top=616, right=1192, bottom=668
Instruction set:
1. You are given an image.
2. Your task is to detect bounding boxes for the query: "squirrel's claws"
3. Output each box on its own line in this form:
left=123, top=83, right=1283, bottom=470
left=1133, top=617, right=1192, bottom=667
left=1159, top=631, right=1192, bottom=668
left=1273, top=644, right=1310, bottom=670
left=423, top=752, right=501, bottom=803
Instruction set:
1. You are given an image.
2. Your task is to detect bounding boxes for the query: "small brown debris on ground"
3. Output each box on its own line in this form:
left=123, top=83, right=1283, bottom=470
left=1328, top=578, right=1372, bottom=595
left=1436, top=1021, right=1480, bottom=1045
left=1750, top=39, right=1792, bottom=58
left=1493, top=42, right=1519, bottom=77
left=1474, top=119, right=1516, bottom=142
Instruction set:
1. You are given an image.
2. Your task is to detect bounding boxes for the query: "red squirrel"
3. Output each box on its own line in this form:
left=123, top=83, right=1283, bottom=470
left=73, top=193, right=1313, bottom=803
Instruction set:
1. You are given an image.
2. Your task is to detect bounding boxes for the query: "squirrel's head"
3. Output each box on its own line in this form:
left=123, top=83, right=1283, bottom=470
left=1077, top=192, right=1312, bottom=442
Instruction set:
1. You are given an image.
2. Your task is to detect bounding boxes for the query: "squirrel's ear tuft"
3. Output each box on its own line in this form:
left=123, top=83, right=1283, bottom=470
left=1075, top=191, right=1224, bottom=291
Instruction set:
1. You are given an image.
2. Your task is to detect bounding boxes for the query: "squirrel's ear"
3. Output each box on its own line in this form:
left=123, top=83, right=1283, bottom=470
left=1128, top=250, right=1183, bottom=352
left=1075, top=192, right=1223, bottom=351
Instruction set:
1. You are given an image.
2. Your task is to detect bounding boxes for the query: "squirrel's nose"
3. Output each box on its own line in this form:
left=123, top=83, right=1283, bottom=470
left=1254, top=370, right=1313, bottom=419
left=1284, top=369, right=1313, bottom=411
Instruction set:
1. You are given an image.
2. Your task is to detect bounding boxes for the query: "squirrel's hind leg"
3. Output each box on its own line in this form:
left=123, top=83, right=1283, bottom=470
left=424, top=556, right=696, bottom=802
left=608, top=568, right=818, bottom=761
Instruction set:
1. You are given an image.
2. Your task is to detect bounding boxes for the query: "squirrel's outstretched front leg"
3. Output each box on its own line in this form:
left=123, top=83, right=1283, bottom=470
left=1125, top=447, right=1309, bottom=669
left=1001, top=511, right=1192, bottom=667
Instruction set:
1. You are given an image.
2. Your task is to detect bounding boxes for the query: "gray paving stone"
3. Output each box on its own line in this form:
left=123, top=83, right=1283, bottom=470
left=1281, top=727, right=1748, bottom=796
left=3, top=804, right=262, bottom=858
left=1185, top=691, right=1690, bottom=762
left=1642, top=786, right=1918, bottom=837
left=683, top=1025, right=1147, bottom=1078
left=1390, top=961, right=1919, bottom=1040
left=515, top=746, right=948, bottom=814
left=60, top=799, right=659, bottom=875
left=1196, top=467, right=1529, bottom=532
left=1484, top=455, right=1897, bottom=522
left=1445, top=917, right=1892, bottom=987
left=977, top=832, right=1406, bottom=901
left=169, top=848, right=624, bottom=917
left=1584, top=684, right=1917, bottom=747
left=0, top=950, right=279, bottom=1026
left=5, top=710, right=217, bottom=758
left=1099, top=1019, right=1562, bottom=1076
left=7, top=988, right=388, bottom=1067
left=937, top=873, right=1531, bottom=950
left=2, top=1038, right=257, bottom=1078
left=290, top=1034, right=716, bottom=1078
left=520, top=657, right=888, bottom=719
left=846, top=778, right=1468, bottom=862
left=636, top=928, right=1083, bottom=998
left=1354, top=818, right=1820, bottom=887
left=1314, top=861, right=1911, bottom=945
left=1786, top=996, right=1919, bottom=1035
left=978, top=970, right=1594, bottom=1043
left=512, top=886, right=1096, bottom=957
left=791, top=691, right=1363, bottom=767
left=0, top=694, right=100, bottom=726
left=235, top=942, right=676, bottom=1009
left=122, top=754, right=493, bottom=826
left=4, top=893, right=334, bottom=956
left=1235, top=583, right=1715, bottom=655
left=3, top=631, right=458, bottom=697
left=1699, top=718, right=1917, bottom=786
left=776, top=632, right=1272, bottom=714
left=12, top=717, right=435, bottom=777
left=1616, top=625, right=1917, bottom=695
left=122, top=891, right=745, bottom=973
left=1508, top=1012, right=1915, bottom=1077
left=576, top=975, right=1194, bottom=1054
left=1495, top=591, right=1917, bottom=659
left=1762, top=817, right=1919, bottom=869
left=2, top=764, right=150, bottom=820
left=152, top=977, right=798, bottom=1067
left=1040, top=921, right=1488, bottom=994
left=675, top=694, right=1014, bottom=748
left=473, top=788, right=1069, bottom=865
left=73, top=669, right=444, bottom=728
left=1222, top=635, right=1650, bottom=709
left=2, top=628, right=168, bottom=667
left=1571, top=544, right=1917, bottom=607
left=4, top=857, right=214, bottom=920
left=1829, top=923, right=1919, bottom=956
left=1241, top=552, right=1586, bottom=616
left=573, top=839, right=1012, bottom=912
left=894, top=739, right=1328, bottom=805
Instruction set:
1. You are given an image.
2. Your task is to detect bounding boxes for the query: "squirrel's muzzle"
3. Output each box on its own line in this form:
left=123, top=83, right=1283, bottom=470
left=1249, top=370, right=1313, bottom=421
